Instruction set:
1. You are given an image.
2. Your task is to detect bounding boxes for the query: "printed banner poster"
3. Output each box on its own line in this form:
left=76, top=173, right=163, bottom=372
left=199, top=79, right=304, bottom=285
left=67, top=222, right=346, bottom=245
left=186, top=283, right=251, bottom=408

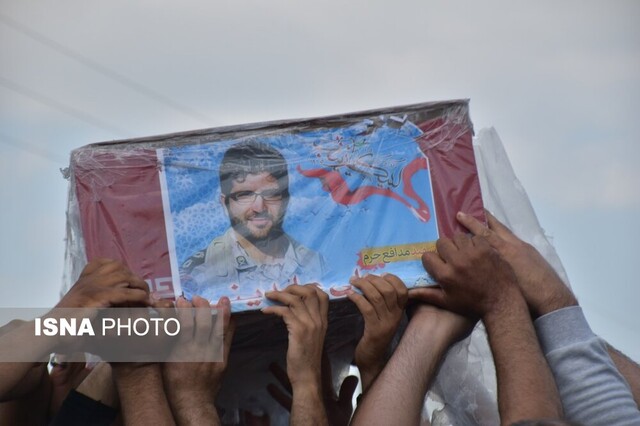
left=159, top=119, right=439, bottom=311
left=70, top=100, right=483, bottom=313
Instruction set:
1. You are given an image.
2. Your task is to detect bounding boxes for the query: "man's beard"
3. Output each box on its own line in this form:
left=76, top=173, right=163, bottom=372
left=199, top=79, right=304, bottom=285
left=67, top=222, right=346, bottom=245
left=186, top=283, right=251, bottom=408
left=230, top=211, right=284, bottom=245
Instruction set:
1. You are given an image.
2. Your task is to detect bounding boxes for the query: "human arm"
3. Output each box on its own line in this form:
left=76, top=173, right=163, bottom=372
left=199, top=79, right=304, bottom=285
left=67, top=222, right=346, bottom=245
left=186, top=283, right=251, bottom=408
left=413, top=233, right=563, bottom=424
left=73, top=362, right=118, bottom=409
left=0, top=259, right=151, bottom=400
left=48, top=363, right=118, bottom=426
left=456, top=211, right=577, bottom=319
left=263, top=284, right=329, bottom=426
left=267, top=356, right=358, bottom=426
left=110, top=299, right=175, bottom=426
left=351, top=304, right=472, bottom=426
left=534, top=307, right=640, bottom=425
left=0, top=319, right=49, bottom=400
left=0, top=359, right=51, bottom=425
left=347, top=273, right=408, bottom=392
left=607, top=345, right=640, bottom=407
left=162, top=296, right=235, bottom=426
left=65, top=260, right=159, bottom=425
left=1, top=357, right=115, bottom=426
left=55, top=258, right=151, bottom=309
left=483, top=292, right=561, bottom=425
left=0, top=387, right=50, bottom=426
left=459, top=211, right=640, bottom=417
left=48, top=358, right=91, bottom=417
left=112, top=363, right=174, bottom=426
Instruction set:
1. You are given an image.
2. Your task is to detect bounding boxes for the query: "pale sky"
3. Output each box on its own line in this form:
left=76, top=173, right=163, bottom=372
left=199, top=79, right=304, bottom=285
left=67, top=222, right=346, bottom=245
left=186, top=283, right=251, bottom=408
left=0, top=1, right=638, bottom=360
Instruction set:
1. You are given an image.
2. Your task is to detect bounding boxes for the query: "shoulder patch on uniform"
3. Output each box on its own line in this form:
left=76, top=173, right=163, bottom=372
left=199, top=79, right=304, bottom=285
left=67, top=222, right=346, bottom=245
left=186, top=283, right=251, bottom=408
left=181, top=249, right=206, bottom=273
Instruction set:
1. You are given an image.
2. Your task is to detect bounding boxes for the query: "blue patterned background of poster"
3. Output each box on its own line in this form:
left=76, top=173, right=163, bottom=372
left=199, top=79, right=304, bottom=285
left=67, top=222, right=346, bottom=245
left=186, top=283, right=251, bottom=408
left=160, top=117, right=439, bottom=311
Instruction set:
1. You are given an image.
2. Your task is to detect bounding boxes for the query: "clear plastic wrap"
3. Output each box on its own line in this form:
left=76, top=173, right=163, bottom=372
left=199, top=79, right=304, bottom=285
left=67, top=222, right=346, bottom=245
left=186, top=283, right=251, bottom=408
left=62, top=100, right=483, bottom=308
left=421, top=128, right=573, bottom=425
left=62, top=100, right=488, bottom=423
left=473, top=128, right=570, bottom=286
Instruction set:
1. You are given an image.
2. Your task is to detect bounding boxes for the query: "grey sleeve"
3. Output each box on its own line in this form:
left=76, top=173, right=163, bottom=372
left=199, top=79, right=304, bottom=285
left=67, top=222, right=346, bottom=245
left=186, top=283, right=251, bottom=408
left=535, top=306, right=640, bottom=425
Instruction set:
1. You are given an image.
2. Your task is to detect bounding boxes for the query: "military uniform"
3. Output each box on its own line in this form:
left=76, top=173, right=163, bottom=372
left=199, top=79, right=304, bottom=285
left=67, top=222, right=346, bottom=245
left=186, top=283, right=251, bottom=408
left=180, top=228, right=326, bottom=304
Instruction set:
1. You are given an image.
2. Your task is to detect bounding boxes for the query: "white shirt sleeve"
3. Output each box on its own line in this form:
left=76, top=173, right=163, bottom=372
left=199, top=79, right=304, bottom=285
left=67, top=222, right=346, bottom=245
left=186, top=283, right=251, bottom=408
left=534, top=306, right=640, bottom=425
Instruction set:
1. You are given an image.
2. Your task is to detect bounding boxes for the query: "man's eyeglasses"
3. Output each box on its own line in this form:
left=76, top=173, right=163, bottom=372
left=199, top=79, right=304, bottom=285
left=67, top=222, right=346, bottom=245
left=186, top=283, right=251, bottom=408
left=227, top=189, right=284, bottom=204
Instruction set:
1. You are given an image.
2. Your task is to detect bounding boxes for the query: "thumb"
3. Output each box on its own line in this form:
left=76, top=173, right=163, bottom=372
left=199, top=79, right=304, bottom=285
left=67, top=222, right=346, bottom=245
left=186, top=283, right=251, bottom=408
left=408, top=287, right=448, bottom=309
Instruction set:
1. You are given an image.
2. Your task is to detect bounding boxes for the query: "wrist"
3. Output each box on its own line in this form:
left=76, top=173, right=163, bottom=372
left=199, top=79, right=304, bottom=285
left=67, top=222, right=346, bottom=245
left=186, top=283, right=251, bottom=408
left=357, top=357, right=386, bottom=376
left=165, top=386, right=217, bottom=426
left=357, top=356, right=386, bottom=392
left=291, top=379, right=323, bottom=402
left=290, top=367, right=322, bottom=391
left=113, top=363, right=165, bottom=410
left=163, top=376, right=221, bottom=405
left=407, top=310, right=462, bottom=348
left=166, top=388, right=216, bottom=412
left=112, top=363, right=159, bottom=387
left=532, top=288, right=578, bottom=319
left=355, top=347, right=387, bottom=373
left=404, top=320, right=451, bottom=360
left=482, top=289, right=529, bottom=329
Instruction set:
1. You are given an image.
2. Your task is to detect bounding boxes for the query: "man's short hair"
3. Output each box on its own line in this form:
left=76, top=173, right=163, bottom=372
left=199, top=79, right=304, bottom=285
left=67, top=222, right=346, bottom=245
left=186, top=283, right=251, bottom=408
left=219, top=140, right=289, bottom=197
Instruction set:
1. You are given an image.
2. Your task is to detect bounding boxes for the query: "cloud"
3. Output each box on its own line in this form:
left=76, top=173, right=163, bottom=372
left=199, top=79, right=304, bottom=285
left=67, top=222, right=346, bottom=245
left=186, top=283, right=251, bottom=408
left=1, top=0, right=639, bottom=358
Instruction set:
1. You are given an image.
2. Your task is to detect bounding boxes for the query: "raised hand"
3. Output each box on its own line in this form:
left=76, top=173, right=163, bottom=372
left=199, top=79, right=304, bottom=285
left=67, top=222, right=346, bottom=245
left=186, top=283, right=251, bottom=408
left=56, top=259, right=150, bottom=309
left=456, top=210, right=577, bottom=318
left=412, top=232, right=521, bottom=320
left=348, top=273, right=408, bottom=391
left=162, top=296, right=236, bottom=425
left=267, top=357, right=358, bottom=426
left=263, top=284, right=329, bottom=426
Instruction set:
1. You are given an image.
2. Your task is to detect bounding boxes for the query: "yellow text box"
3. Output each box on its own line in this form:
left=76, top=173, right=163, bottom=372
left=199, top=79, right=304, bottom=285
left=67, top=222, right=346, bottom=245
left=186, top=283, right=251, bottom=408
left=358, top=241, right=437, bottom=268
